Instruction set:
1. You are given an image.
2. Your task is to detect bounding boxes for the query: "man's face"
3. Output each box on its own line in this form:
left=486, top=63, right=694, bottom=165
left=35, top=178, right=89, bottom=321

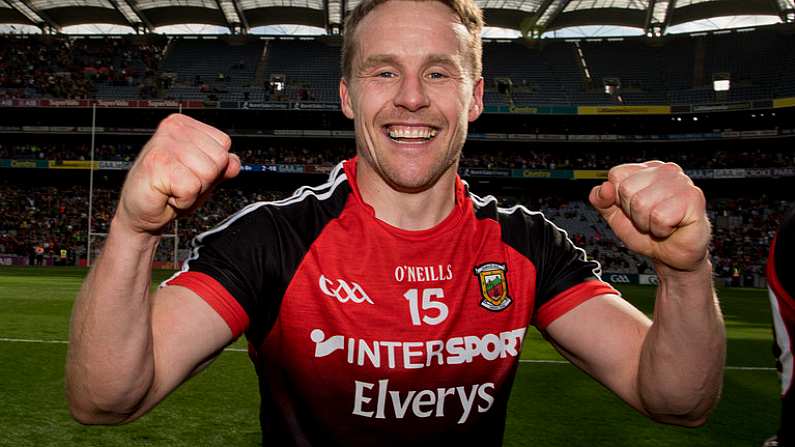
left=340, top=0, right=484, bottom=193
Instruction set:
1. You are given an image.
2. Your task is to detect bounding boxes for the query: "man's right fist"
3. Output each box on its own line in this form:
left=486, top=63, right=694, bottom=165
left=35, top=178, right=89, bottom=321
left=116, top=114, right=240, bottom=234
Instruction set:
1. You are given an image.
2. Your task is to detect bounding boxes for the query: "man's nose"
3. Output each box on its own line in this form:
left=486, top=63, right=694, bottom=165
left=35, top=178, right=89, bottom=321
left=393, top=74, right=430, bottom=111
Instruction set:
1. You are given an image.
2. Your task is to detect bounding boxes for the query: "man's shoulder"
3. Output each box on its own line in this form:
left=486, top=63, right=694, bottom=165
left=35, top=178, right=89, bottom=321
left=266, top=165, right=352, bottom=217
left=201, top=164, right=352, bottom=242
left=467, top=191, right=549, bottom=231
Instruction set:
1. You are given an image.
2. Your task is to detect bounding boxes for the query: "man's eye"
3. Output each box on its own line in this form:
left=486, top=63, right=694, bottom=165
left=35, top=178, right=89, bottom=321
left=376, top=71, right=397, bottom=78
left=428, top=72, right=448, bottom=80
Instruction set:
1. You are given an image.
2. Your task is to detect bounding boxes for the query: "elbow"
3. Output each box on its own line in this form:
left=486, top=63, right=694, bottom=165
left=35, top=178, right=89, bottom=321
left=678, top=414, right=709, bottom=428
left=639, top=384, right=721, bottom=428
left=65, top=383, right=142, bottom=425
left=642, top=391, right=719, bottom=428
left=648, top=410, right=710, bottom=428
left=64, top=360, right=152, bottom=425
left=68, top=401, right=113, bottom=426
left=67, top=398, right=129, bottom=425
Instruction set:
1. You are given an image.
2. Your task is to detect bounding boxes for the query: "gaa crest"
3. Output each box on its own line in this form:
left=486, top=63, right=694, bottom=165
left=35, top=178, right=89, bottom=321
left=474, top=263, right=512, bottom=311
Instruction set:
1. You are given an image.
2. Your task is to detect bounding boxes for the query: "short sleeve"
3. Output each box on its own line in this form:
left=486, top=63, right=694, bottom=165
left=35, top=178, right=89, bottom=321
left=165, top=203, right=279, bottom=340
left=504, top=211, right=618, bottom=330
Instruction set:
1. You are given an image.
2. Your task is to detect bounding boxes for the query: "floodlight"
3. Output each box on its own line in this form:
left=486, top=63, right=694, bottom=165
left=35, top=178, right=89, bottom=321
left=713, top=79, right=730, bottom=92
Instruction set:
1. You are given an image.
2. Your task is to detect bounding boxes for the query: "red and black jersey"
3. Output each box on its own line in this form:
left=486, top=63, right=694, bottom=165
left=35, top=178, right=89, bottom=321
left=166, top=158, right=617, bottom=446
left=768, top=207, right=795, bottom=399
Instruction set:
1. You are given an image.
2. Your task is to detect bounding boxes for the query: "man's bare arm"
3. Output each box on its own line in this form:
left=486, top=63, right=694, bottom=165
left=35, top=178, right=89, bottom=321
left=545, top=161, right=725, bottom=426
left=65, top=114, right=241, bottom=424
left=546, top=271, right=723, bottom=425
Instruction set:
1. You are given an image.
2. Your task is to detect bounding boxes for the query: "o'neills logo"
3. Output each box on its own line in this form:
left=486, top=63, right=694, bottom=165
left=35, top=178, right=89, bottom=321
left=394, top=264, right=453, bottom=283
left=474, top=263, right=512, bottom=311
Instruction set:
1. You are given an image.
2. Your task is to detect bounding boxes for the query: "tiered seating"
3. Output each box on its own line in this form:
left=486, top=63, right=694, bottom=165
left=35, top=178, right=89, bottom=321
left=161, top=37, right=264, bottom=102
left=699, top=30, right=788, bottom=102
left=580, top=40, right=669, bottom=104
left=3, top=30, right=795, bottom=106
left=262, top=39, right=342, bottom=103
left=483, top=41, right=582, bottom=106
left=774, top=36, right=795, bottom=97
left=0, top=34, right=166, bottom=100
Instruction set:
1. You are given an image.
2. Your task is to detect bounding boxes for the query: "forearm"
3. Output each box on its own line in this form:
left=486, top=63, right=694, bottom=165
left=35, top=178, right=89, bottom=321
left=637, top=258, right=726, bottom=425
left=66, top=216, right=160, bottom=423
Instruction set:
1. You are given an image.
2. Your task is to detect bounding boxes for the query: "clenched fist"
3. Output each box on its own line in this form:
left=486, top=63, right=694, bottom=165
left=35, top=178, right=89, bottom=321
left=589, top=161, right=710, bottom=272
left=116, top=114, right=240, bottom=234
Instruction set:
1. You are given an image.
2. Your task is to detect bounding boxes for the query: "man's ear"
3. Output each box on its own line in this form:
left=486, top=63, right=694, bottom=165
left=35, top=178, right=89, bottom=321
left=468, top=77, right=484, bottom=122
left=340, top=78, right=355, bottom=119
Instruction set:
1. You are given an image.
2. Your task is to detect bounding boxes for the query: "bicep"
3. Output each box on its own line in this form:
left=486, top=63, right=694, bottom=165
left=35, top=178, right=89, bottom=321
left=126, top=284, right=235, bottom=421
left=544, top=294, right=651, bottom=413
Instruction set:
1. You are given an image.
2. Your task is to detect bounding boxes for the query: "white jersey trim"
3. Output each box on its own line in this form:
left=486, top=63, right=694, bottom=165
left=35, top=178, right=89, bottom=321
left=162, top=161, right=348, bottom=286
left=769, top=286, right=794, bottom=396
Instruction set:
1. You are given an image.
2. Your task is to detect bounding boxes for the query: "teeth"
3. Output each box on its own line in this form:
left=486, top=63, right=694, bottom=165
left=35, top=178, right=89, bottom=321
left=387, top=127, right=437, bottom=139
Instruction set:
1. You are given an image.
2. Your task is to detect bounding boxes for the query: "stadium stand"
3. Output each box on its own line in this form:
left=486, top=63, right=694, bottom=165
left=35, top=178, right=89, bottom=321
left=4, top=28, right=795, bottom=106
left=2, top=24, right=794, bottom=289
left=2, top=140, right=793, bottom=169
left=260, top=39, right=341, bottom=103
left=0, top=35, right=167, bottom=100
left=482, top=41, right=580, bottom=106
left=160, top=37, right=265, bottom=102
left=0, top=177, right=784, bottom=286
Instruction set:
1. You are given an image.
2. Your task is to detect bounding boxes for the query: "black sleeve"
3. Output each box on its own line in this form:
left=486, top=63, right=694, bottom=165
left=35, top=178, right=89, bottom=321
left=499, top=209, right=608, bottom=311
left=185, top=203, right=286, bottom=342
left=178, top=181, right=351, bottom=344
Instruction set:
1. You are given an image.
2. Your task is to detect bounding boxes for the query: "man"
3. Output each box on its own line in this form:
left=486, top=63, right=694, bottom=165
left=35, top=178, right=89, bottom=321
left=66, top=0, right=726, bottom=445
left=765, top=208, right=795, bottom=447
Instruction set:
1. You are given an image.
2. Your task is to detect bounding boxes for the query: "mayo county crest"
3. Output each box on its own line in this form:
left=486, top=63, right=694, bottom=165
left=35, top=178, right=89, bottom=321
left=474, top=263, right=512, bottom=311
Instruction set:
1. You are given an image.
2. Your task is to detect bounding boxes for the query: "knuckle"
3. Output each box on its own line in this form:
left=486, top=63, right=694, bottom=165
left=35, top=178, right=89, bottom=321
left=172, top=167, right=202, bottom=196
left=659, top=162, right=682, bottom=175
left=607, top=165, right=624, bottom=182
left=693, top=185, right=705, bottom=201
left=691, top=186, right=706, bottom=207
left=649, top=206, right=668, bottom=225
left=197, top=161, right=219, bottom=181
left=218, top=132, right=232, bottom=149
left=664, top=161, right=682, bottom=171
left=159, top=113, right=183, bottom=129
left=629, top=193, right=650, bottom=214
left=618, top=182, right=633, bottom=200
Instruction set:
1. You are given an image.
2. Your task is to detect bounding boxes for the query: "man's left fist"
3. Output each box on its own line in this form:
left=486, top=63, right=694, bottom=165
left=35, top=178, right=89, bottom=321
left=589, top=161, right=710, bottom=271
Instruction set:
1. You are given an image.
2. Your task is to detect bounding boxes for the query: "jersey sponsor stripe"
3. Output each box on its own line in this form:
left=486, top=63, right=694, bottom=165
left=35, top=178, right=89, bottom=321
left=0, top=337, right=775, bottom=370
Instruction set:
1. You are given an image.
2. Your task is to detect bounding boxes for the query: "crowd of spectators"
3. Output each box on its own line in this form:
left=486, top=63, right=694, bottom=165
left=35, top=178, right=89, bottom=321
left=0, top=142, right=139, bottom=161
left=459, top=145, right=795, bottom=170
left=709, top=196, right=789, bottom=287
left=0, top=183, right=94, bottom=266
left=1, top=141, right=793, bottom=170
left=0, top=35, right=167, bottom=100
left=0, top=178, right=787, bottom=286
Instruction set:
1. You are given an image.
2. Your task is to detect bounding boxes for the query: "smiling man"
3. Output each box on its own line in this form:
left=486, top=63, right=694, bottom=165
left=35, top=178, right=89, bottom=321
left=66, top=0, right=726, bottom=445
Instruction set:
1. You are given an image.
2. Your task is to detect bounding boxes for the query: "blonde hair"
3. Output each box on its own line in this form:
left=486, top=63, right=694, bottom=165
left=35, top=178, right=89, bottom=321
left=341, top=0, right=484, bottom=81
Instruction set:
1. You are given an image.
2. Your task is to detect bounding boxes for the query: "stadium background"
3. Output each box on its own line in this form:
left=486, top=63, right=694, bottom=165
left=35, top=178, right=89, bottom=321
left=1, top=0, right=794, bottom=445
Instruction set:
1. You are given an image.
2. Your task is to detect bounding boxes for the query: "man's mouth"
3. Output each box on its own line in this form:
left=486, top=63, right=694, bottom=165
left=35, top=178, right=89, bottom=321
left=384, top=125, right=439, bottom=144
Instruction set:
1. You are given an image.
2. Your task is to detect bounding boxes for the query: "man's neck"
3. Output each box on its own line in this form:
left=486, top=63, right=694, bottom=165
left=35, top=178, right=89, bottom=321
left=356, top=161, right=458, bottom=231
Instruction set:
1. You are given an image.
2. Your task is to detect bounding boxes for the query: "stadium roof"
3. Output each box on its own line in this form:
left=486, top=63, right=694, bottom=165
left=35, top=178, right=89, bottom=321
left=0, top=0, right=793, bottom=36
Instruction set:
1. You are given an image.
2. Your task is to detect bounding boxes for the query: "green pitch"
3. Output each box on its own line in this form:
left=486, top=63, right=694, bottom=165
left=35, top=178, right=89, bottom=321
left=0, top=267, right=780, bottom=446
